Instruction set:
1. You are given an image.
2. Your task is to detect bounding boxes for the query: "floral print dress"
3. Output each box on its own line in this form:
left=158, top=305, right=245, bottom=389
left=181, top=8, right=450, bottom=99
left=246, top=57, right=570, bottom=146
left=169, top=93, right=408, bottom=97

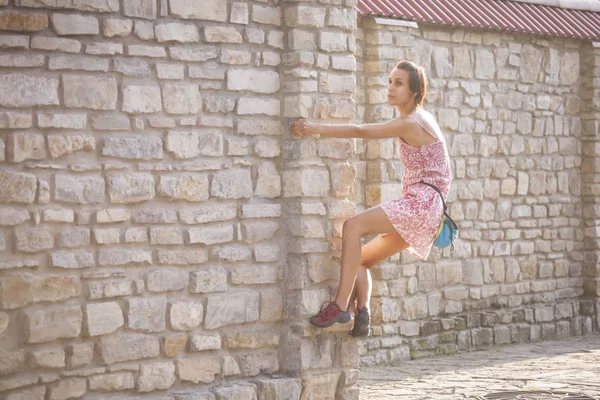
left=379, top=108, right=452, bottom=260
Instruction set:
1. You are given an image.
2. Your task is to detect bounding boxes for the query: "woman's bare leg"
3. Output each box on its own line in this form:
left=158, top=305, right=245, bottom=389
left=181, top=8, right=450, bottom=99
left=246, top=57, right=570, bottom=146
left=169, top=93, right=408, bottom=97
left=354, top=233, right=410, bottom=311
left=334, top=206, right=405, bottom=310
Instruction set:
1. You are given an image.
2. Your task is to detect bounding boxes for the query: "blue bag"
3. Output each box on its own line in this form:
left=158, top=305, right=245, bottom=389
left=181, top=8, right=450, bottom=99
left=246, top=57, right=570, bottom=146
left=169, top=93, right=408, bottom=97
left=419, top=181, right=458, bottom=250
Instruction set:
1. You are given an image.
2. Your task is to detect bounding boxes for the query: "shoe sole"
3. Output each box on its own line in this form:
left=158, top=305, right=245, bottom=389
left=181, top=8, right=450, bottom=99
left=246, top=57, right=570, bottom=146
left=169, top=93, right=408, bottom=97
left=309, top=313, right=351, bottom=328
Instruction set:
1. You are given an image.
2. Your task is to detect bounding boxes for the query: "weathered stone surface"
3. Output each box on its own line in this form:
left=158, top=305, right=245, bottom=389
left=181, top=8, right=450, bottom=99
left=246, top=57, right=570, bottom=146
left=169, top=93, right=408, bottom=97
left=170, top=300, right=203, bottom=330
left=6, top=132, right=43, bottom=163
left=157, top=249, right=208, bottom=265
left=205, top=291, right=259, bottom=329
left=188, top=224, right=234, bottom=245
left=103, top=18, right=132, bottom=37
left=63, top=75, right=117, bottom=110
left=24, top=305, right=82, bottom=343
left=52, top=13, right=99, bottom=35
left=0, top=349, right=25, bottom=375
left=50, top=378, right=87, bottom=400
left=169, top=0, right=227, bottom=21
left=163, top=333, right=187, bottom=358
left=0, top=312, right=8, bottom=338
left=519, top=44, right=543, bottom=83
left=256, top=379, right=301, bottom=400
left=55, top=175, right=105, bottom=204
left=67, top=343, right=93, bottom=368
left=128, top=297, right=167, bottom=332
left=147, top=269, right=187, bottom=292
left=18, top=0, right=118, bottom=12
left=0, top=273, right=79, bottom=309
left=89, top=372, right=135, bottom=392
left=255, top=162, right=281, bottom=199
left=163, top=84, right=201, bottom=114
left=98, top=248, right=152, bottom=266
left=0, top=170, right=36, bottom=204
left=86, top=302, right=124, bottom=336
left=177, top=358, right=221, bottom=384
left=166, top=130, right=223, bottom=158
left=50, top=251, right=94, bottom=269
left=99, top=334, right=160, bottom=365
left=0, top=74, right=59, bottom=107
left=301, top=372, right=340, bottom=400
left=123, top=0, right=156, bottom=19
left=159, top=175, right=209, bottom=202
left=108, top=173, right=155, bottom=204
left=211, top=168, right=253, bottom=199
left=156, top=22, right=199, bottom=42
left=283, top=169, right=329, bottom=197
left=123, top=85, right=161, bottom=113
left=0, top=111, right=31, bottom=129
left=0, top=11, right=48, bottom=32
left=241, top=221, right=280, bottom=244
left=227, top=69, right=280, bottom=94
left=189, top=333, right=221, bottom=352
left=190, top=268, right=228, bottom=293
left=102, top=136, right=163, bottom=160
left=4, top=385, right=46, bottom=400
left=138, top=362, right=176, bottom=392
left=29, top=348, right=65, bottom=369
left=238, top=350, right=279, bottom=376
left=214, top=385, right=257, bottom=400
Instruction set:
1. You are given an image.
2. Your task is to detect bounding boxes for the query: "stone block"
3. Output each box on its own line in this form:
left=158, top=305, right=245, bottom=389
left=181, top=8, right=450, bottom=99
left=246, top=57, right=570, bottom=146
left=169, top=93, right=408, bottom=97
left=147, top=269, right=187, bottom=292
left=122, top=85, right=161, bottom=113
left=98, top=248, right=151, bottom=266
left=67, top=343, right=93, bottom=368
left=163, top=83, right=201, bottom=114
left=50, top=378, right=86, bottom=400
left=0, top=170, right=36, bottom=204
left=255, top=379, right=301, bottom=400
left=170, top=301, right=203, bottom=330
left=128, top=297, right=167, bottom=332
left=0, top=349, right=25, bottom=375
left=214, top=385, right=257, bottom=400
left=29, top=348, right=65, bottom=369
left=31, top=36, right=81, bottom=52
left=256, top=162, right=281, bottom=199
left=138, top=362, right=175, bottom=392
left=24, top=305, right=82, bottom=343
left=189, top=334, right=221, bottom=351
left=52, top=13, right=98, bottom=35
left=283, top=169, right=329, bottom=197
left=176, top=358, right=221, bottom=384
left=50, top=251, right=94, bottom=269
left=211, top=168, right=253, bottom=199
left=224, top=328, right=279, bottom=349
left=89, top=372, right=135, bottom=392
left=108, top=173, right=155, bottom=204
left=189, top=224, right=234, bottom=245
left=163, top=334, right=187, bottom=358
left=99, top=334, right=160, bottom=364
left=0, top=273, right=79, bottom=310
left=102, top=18, right=132, bottom=37
left=15, top=227, right=53, bottom=253
left=238, top=350, right=279, bottom=376
left=0, top=74, right=59, bottom=107
left=205, top=291, right=259, bottom=329
left=4, top=386, right=45, bottom=400
left=212, top=245, right=252, bottom=262
left=63, top=75, right=116, bottom=110
left=123, top=0, right=156, bottom=19
left=102, top=136, right=162, bottom=160
left=190, top=268, right=228, bottom=293
left=48, top=134, right=95, bottom=159
left=159, top=175, right=209, bottom=202
left=169, top=0, right=227, bottom=21
left=260, top=289, right=283, bottom=322
left=157, top=249, right=208, bottom=265
left=205, top=26, right=242, bottom=43
left=0, top=10, right=48, bottom=32
left=227, top=69, right=280, bottom=94
left=7, top=132, right=45, bottom=162
left=86, top=302, right=124, bottom=336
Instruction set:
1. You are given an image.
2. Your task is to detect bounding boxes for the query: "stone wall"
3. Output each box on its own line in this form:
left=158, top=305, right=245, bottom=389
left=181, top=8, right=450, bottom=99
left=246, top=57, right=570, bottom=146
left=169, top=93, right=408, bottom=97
left=0, top=1, right=599, bottom=399
left=355, top=17, right=600, bottom=365
left=0, top=0, right=360, bottom=399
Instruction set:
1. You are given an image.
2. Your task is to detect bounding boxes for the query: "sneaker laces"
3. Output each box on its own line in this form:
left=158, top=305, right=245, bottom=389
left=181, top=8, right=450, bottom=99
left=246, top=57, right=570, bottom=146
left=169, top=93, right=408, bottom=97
left=317, top=301, right=339, bottom=320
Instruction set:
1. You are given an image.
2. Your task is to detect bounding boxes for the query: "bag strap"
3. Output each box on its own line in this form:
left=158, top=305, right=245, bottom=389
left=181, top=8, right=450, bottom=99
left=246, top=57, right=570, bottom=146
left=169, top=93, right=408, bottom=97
left=418, top=180, right=447, bottom=213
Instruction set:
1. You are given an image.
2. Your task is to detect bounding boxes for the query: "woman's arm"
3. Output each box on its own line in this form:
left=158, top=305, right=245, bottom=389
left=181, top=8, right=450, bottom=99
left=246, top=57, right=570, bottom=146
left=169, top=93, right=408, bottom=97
left=291, top=118, right=421, bottom=141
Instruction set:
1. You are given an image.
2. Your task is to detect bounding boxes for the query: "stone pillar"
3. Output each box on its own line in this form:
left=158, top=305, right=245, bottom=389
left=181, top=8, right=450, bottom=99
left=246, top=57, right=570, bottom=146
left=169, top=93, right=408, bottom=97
left=581, top=42, right=600, bottom=327
left=279, top=1, right=360, bottom=398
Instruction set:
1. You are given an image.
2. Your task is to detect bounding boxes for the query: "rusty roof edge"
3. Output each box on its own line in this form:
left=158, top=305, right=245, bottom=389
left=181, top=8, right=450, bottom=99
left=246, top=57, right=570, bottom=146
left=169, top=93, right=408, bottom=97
left=507, top=0, right=600, bottom=12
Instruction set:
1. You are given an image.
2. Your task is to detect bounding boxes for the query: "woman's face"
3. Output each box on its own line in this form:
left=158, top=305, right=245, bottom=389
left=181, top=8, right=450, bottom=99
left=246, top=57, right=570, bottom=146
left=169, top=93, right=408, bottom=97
left=387, top=68, right=417, bottom=109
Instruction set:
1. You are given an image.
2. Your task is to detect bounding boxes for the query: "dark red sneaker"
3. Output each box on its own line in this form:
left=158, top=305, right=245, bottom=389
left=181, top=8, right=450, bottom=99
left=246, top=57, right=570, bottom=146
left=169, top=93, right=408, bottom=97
left=309, top=301, right=351, bottom=328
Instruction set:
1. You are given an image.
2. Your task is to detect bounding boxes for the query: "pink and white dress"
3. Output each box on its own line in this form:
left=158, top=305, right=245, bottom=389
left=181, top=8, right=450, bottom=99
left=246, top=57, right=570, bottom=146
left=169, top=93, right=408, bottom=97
left=379, top=108, right=452, bottom=260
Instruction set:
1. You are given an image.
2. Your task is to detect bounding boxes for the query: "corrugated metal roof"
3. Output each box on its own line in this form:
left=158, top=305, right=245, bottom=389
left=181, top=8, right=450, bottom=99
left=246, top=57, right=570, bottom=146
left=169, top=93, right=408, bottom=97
left=356, top=0, right=600, bottom=40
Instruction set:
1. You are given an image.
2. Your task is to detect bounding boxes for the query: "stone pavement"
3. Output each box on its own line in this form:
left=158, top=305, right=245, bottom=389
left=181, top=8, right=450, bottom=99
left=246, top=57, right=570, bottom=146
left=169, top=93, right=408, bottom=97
left=359, top=333, right=600, bottom=399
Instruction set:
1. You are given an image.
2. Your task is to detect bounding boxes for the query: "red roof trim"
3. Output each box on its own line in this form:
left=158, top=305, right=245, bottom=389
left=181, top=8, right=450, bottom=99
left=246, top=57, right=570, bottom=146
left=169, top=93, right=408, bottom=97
left=356, top=0, right=600, bottom=40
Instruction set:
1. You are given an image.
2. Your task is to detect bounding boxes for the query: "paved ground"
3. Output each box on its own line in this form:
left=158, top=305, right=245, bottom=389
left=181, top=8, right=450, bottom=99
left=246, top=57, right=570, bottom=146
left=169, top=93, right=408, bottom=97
left=360, top=333, right=600, bottom=399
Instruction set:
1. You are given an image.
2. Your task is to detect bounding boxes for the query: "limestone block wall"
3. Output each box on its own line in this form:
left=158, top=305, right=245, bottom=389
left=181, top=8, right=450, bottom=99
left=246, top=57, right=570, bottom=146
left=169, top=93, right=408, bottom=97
left=0, top=0, right=361, bottom=399
left=355, top=17, right=600, bottom=365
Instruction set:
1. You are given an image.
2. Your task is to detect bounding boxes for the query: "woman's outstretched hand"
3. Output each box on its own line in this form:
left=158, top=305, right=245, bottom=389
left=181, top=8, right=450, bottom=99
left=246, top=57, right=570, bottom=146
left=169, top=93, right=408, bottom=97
left=291, top=118, right=321, bottom=138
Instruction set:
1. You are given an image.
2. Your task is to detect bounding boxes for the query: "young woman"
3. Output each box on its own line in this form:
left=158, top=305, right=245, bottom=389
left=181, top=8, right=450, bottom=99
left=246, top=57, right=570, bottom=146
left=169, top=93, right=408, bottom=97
left=290, top=60, right=452, bottom=337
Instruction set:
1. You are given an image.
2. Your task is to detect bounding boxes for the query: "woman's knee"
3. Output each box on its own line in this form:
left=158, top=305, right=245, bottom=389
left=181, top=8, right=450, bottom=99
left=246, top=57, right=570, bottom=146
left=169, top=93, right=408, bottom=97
left=342, top=216, right=363, bottom=237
